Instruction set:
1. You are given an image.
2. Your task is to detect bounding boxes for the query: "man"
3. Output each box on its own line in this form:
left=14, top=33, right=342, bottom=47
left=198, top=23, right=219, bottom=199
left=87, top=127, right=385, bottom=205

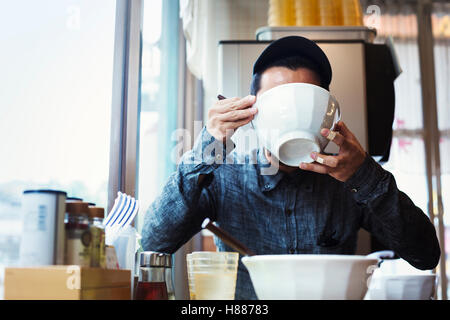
left=142, top=36, right=440, bottom=300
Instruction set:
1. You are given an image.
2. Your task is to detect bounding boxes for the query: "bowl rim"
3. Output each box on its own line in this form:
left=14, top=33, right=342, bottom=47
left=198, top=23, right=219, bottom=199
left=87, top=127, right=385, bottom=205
left=255, top=82, right=330, bottom=103
left=241, top=254, right=379, bottom=262
left=373, top=274, right=437, bottom=279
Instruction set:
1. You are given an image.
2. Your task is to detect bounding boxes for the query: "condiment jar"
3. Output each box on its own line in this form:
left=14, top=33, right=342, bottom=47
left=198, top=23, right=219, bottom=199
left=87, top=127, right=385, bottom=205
left=88, top=206, right=106, bottom=268
left=135, top=252, right=169, bottom=300
left=65, top=202, right=92, bottom=267
left=164, top=254, right=175, bottom=300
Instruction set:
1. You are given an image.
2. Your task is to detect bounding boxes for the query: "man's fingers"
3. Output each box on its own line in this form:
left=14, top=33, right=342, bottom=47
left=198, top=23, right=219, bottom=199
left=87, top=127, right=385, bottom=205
left=216, top=95, right=256, bottom=113
left=218, top=107, right=258, bottom=122
left=224, top=115, right=254, bottom=129
left=299, top=162, right=329, bottom=174
left=310, top=152, right=340, bottom=168
left=320, top=128, right=346, bottom=147
left=334, top=121, right=355, bottom=139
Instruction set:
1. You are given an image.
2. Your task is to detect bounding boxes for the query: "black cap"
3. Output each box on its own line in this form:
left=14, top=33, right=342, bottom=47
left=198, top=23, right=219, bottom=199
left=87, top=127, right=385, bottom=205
left=253, top=36, right=332, bottom=88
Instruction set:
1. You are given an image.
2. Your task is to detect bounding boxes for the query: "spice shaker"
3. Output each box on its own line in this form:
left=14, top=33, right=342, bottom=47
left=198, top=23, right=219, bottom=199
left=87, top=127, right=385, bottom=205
left=135, top=251, right=169, bottom=300
left=164, top=254, right=175, bottom=300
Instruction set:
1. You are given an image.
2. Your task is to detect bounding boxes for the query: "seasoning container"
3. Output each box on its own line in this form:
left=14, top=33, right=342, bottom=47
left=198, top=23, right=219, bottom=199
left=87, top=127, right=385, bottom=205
left=65, top=202, right=92, bottom=267
left=88, top=206, right=106, bottom=268
left=135, top=252, right=169, bottom=300
left=164, top=254, right=176, bottom=300
left=19, top=189, right=67, bottom=266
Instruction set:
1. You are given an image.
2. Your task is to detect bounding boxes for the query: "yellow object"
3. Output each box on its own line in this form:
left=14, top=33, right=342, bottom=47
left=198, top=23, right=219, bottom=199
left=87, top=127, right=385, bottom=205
left=341, top=0, right=364, bottom=26
left=317, top=0, right=341, bottom=26
left=4, top=266, right=131, bottom=300
left=295, top=0, right=319, bottom=26
left=268, top=0, right=296, bottom=26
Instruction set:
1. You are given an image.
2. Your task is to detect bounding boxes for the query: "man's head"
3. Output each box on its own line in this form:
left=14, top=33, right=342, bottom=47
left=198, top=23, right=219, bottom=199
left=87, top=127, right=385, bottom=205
left=250, top=36, right=332, bottom=97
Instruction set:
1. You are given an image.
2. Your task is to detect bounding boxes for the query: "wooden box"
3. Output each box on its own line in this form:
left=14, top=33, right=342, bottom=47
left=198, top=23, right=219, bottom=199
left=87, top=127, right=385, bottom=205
left=4, top=266, right=131, bottom=300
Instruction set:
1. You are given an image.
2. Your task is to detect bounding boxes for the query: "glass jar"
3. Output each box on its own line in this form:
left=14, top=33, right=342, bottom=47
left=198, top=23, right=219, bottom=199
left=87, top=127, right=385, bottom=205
left=135, top=252, right=169, bottom=300
left=164, top=254, right=175, bottom=300
left=88, top=206, right=106, bottom=268
left=65, top=202, right=91, bottom=267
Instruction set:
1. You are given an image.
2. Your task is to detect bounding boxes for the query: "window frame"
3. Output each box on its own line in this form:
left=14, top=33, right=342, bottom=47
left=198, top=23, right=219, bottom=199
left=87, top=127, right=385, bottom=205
left=108, top=0, right=143, bottom=212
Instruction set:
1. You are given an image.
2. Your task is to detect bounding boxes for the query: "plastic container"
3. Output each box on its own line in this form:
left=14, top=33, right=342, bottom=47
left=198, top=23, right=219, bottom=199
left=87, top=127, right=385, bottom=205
left=186, top=251, right=239, bottom=300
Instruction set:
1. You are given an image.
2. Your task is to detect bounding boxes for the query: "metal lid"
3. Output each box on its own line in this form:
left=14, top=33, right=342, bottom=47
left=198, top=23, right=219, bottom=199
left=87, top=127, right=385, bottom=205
left=140, top=251, right=172, bottom=267
left=66, top=197, right=83, bottom=202
left=88, top=206, right=104, bottom=218
left=66, top=201, right=89, bottom=216
left=23, top=189, right=67, bottom=196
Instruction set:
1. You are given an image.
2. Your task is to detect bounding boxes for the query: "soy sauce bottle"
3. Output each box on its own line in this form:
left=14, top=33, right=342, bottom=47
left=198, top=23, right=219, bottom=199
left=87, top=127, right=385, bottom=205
left=135, top=252, right=169, bottom=300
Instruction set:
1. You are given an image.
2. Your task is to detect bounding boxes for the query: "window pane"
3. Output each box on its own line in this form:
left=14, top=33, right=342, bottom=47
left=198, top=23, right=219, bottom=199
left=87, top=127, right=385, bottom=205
left=0, top=0, right=116, bottom=267
left=136, top=0, right=179, bottom=233
left=432, top=1, right=450, bottom=298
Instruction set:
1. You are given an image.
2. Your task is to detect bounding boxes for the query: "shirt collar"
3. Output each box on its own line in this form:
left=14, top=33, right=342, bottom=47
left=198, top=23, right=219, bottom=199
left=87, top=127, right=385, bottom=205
left=256, top=148, right=306, bottom=192
left=256, top=148, right=285, bottom=192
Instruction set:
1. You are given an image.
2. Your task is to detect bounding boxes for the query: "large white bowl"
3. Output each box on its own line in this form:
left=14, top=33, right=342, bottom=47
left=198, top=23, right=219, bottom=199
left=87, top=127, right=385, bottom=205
left=252, top=82, right=340, bottom=166
left=242, top=254, right=378, bottom=300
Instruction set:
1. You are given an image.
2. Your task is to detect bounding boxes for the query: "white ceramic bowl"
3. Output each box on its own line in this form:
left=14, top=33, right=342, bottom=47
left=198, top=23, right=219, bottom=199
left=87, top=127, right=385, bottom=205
left=366, top=274, right=437, bottom=300
left=364, top=257, right=437, bottom=300
left=241, top=254, right=378, bottom=300
left=252, top=82, right=340, bottom=166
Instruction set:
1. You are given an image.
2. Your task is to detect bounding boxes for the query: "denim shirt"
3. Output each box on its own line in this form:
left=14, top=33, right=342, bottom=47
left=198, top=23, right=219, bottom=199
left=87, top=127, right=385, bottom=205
left=142, top=126, right=440, bottom=300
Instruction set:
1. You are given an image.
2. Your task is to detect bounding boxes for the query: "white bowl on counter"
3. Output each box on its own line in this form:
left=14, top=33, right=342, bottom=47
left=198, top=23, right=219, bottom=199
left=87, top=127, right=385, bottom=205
left=366, top=274, right=437, bottom=300
left=364, top=258, right=437, bottom=300
left=241, top=254, right=379, bottom=300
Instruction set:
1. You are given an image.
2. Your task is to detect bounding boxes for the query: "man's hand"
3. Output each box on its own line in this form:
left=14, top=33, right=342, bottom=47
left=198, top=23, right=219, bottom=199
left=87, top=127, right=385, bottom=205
left=206, top=95, right=257, bottom=142
left=299, top=121, right=367, bottom=182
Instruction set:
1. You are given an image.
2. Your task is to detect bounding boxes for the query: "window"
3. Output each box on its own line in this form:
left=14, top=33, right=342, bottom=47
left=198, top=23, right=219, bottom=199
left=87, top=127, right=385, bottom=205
left=136, top=0, right=180, bottom=233
left=0, top=0, right=117, bottom=267
left=362, top=0, right=450, bottom=299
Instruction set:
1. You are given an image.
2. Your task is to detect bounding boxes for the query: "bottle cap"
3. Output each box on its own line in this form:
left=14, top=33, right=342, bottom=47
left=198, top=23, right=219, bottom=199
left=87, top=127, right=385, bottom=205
left=66, top=202, right=89, bottom=216
left=140, top=252, right=172, bottom=267
left=88, top=207, right=105, bottom=219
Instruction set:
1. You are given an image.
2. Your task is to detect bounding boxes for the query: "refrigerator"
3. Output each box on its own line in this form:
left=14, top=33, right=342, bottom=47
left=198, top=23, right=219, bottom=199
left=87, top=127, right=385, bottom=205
left=217, top=26, right=400, bottom=254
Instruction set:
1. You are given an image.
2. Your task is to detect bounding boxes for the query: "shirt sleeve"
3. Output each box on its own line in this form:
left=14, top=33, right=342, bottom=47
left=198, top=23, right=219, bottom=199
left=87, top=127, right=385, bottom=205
left=344, top=154, right=441, bottom=270
left=141, top=126, right=234, bottom=253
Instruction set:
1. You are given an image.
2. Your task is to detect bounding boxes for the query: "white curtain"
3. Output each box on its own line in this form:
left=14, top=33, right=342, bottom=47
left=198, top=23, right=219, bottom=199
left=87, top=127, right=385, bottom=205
left=179, top=0, right=269, bottom=121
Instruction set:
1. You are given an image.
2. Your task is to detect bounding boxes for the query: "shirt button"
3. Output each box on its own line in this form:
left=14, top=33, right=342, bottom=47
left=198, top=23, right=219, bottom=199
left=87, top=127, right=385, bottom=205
left=265, top=184, right=271, bottom=189
left=215, top=154, right=223, bottom=161
left=285, top=209, right=292, bottom=216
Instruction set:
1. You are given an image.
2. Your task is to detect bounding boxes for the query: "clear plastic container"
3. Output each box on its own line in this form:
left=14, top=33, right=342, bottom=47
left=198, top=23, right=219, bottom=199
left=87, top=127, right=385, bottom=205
left=268, top=0, right=296, bottom=26
left=186, top=251, right=239, bottom=300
